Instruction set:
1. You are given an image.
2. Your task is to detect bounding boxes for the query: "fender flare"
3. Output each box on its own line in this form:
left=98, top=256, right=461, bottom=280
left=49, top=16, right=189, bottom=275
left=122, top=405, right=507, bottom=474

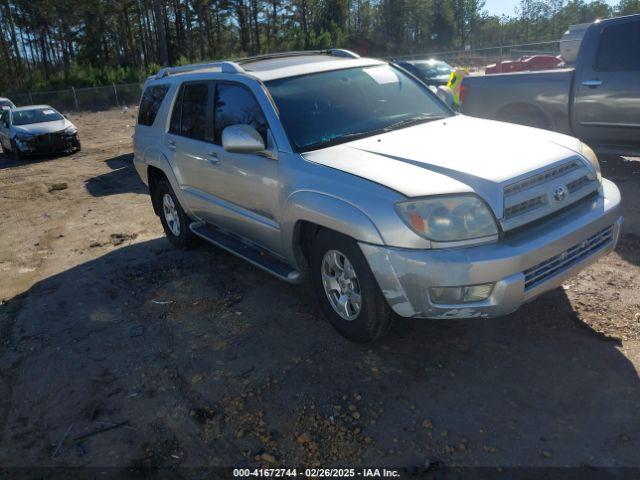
left=280, top=190, right=385, bottom=267
left=141, top=147, right=192, bottom=216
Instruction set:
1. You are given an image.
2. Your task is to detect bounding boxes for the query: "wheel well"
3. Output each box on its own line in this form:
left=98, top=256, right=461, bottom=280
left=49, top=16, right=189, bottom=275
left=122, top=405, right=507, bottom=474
left=497, top=102, right=551, bottom=130
left=294, top=220, right=323, bottom=266
left=147, top=166, right=167, bottom=216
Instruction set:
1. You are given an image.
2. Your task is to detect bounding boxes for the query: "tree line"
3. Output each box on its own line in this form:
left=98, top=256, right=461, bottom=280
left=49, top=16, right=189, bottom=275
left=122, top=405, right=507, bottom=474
left=1, top=0, right=639, bottom=92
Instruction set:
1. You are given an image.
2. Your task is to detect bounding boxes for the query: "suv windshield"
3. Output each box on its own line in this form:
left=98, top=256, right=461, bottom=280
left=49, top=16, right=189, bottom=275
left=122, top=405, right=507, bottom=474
left=12, top=108, right=63, bottom=126
left=265, top=65, right=452, bottom=152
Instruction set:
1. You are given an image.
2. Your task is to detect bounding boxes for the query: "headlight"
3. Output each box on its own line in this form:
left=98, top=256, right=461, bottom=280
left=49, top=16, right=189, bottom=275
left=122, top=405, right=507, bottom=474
left=64, top=126, right=78, bottom=135
left=579, top=142, right=601, bottom=182
left=396, top=194, right=498, bottom=244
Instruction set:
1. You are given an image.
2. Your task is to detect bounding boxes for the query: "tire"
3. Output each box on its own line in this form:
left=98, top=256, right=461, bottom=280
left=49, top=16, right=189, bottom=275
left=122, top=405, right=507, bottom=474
left=154, top=177, right=197, bottom=249
left=310, top=229, right=394, bottom=342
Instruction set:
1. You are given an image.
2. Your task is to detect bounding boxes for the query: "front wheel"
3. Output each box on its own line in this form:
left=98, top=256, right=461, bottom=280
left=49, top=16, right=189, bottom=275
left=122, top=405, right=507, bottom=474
left=154, top=177, right=197, bottom=249
left=310, top=230, right=394, bottom=342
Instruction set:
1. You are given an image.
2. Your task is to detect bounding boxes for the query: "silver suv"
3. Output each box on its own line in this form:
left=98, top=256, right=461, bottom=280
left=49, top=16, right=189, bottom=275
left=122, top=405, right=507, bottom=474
left=133, top=50, right=622, bottom=341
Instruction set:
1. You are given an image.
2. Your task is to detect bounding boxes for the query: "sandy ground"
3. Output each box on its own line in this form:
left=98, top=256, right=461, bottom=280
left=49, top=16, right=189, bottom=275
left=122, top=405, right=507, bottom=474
left=0, top=110, right=639, bottom=474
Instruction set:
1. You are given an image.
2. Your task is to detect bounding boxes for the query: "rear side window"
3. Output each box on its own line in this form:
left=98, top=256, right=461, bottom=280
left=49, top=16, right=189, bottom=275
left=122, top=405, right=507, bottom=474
left=596, top=22, right=640, bottom=72
left=214, top=83, right=268, bottom=144
left=169, top=82, right=213, bottom=142
left=138, top=85, right=169, bottom=126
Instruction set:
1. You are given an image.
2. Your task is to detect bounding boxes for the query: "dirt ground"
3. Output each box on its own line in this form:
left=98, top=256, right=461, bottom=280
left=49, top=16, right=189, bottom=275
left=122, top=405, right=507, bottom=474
left=0, top=109, right=639, bottom=474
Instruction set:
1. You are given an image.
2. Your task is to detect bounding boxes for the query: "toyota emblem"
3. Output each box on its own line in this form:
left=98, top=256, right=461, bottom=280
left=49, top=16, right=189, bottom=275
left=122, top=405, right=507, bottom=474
left=552, top=185, right=568, bottom=202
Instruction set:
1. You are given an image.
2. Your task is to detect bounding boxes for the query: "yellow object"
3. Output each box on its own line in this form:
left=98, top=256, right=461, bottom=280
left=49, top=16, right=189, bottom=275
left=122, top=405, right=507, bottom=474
left=447, top=68, right=469, bottom=106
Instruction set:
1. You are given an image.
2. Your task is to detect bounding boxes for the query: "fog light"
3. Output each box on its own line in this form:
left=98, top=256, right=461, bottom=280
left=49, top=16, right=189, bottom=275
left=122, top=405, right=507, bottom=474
left=430, top=283, right=494, bottom=304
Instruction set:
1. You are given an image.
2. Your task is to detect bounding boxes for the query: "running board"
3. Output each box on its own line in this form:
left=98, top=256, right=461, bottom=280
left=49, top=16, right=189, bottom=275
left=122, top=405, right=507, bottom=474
left=189, top=221, right=303, bottom=284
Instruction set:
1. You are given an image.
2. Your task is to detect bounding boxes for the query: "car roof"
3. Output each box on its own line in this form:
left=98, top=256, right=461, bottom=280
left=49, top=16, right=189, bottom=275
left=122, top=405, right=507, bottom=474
left=151, top=51, right=386, bottom=84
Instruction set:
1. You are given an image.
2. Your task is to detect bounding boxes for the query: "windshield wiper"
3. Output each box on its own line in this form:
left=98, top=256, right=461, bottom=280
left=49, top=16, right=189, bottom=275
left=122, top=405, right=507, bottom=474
left=301, top=115, right=445, bottom=152
left=382, top=114, right=445, bottom=132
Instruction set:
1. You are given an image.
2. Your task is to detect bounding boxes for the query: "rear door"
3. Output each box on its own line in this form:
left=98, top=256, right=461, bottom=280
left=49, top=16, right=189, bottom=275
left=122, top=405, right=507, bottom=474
left=164, top=81, right=219, bottom=221
left=572, top=17, right=640, bottom=149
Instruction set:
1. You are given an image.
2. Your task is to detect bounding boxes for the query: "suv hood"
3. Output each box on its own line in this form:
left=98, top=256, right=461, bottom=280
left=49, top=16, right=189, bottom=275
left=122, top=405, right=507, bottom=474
left=303, top=115, right=584, bottom=212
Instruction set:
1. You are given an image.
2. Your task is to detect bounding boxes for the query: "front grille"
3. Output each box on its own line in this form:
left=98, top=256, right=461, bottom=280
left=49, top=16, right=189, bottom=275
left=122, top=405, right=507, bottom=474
left=523, top=226, right=613, bottom=290
left=504, top=160, right=581, bottom=196
left=32, top=132, right=65, bottom=146
left=502, top=158, right=599, bottom=231
left=504, top=195, right=547, bottom=219
left=566, top=175, right=591, bottom=193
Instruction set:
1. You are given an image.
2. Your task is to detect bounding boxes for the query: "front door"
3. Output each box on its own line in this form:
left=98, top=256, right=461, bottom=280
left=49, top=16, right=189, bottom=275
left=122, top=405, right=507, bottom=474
left=572, top=17, right=640, bottom=149
left=202, top=81, right=282, bottom=255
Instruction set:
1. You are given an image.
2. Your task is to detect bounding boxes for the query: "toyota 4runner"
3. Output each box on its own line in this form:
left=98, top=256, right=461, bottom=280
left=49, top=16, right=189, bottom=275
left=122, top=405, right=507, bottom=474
left=133, top=49, right=622, bottom=342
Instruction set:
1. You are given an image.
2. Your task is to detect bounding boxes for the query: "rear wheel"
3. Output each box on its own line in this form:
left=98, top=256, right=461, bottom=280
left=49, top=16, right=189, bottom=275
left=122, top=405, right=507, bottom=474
left=154, top=177, right=197, bottom=249
left=310, top=230, right=394, bottom=342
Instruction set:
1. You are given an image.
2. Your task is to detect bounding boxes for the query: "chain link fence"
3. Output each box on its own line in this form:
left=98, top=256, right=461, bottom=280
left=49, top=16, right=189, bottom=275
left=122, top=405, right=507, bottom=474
left=5, top=40, right=562, bottom=113
left=9, top=82, right=143, bottom=113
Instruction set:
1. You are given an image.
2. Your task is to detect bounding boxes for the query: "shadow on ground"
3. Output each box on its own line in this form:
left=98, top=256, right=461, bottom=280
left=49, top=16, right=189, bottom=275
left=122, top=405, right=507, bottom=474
left=0, top=151, right=77, bottom=170
left=1, top=237, right=638, bottom=470
left=85, top=154, right=147, bottom=197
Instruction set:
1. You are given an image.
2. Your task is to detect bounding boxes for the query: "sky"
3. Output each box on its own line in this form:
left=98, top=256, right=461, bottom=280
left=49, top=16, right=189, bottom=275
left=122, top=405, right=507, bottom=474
left=484, top=0, right=620, bottom=17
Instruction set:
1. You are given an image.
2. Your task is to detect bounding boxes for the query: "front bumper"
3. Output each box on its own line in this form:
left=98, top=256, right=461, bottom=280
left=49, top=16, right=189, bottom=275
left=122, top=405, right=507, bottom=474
left=360, top=178, right=622, bottom=319
left=16, top=134, right=80, bottom=156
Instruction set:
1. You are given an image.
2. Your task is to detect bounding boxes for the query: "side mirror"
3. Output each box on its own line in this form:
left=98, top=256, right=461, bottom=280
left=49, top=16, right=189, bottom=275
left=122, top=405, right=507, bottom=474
left=436, top=85, right=455, bottom=110
left=221, top=124, right=265, bottom=154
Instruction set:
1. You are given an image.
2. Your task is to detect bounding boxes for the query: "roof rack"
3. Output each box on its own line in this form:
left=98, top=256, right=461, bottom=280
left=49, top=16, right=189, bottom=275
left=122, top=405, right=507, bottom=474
left=236, top=49, right=360, bottom=64
left=155, top=61, right=244, bottom=79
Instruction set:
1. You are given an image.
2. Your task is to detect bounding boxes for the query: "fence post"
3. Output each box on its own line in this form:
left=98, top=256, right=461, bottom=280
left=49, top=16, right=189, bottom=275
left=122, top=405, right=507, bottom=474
left=71, top=87, right=80, bottom=112
left=113, top=83, right=120, bottom=108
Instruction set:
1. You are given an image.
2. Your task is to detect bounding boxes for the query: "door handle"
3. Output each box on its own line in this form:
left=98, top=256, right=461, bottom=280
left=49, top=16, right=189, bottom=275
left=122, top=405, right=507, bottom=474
left=582, top=79, right=603, bottom=87
left=167, top=139, right=176, bottom=151
left=206, top=152, right=220, bottom=165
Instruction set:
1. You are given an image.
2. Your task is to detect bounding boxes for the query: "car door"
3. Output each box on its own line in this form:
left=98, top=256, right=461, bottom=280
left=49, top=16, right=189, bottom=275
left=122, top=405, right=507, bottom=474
left=0, top=111, right=10, bottom=150
left=202, top=81, right=282, bottom=255
left=572, top=17, right=640, bottom=149
left=164, top=81, right=220, bottom=221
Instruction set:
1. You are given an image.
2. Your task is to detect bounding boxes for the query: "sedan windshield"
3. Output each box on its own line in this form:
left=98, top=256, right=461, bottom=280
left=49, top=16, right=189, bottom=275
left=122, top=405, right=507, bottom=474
left=265, top=65, right=452, bottom=152
left=413, top=61, right=453, bottom=78
left=12, top=108, right=63, bottom=126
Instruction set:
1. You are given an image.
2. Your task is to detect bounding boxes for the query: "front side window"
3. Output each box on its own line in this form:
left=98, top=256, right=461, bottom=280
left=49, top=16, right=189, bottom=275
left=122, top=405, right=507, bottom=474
left=596, top=22, right=640, bottom=72
left=12, top=108, right=64, bottom=126
left=266, top=65, right=452, bottom=152
left=214, top=83, right=268, bottom=144
left=138, top=85, right=169, bottom=126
